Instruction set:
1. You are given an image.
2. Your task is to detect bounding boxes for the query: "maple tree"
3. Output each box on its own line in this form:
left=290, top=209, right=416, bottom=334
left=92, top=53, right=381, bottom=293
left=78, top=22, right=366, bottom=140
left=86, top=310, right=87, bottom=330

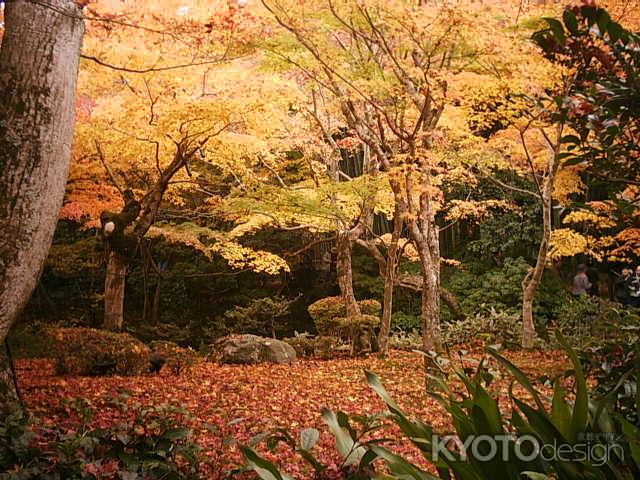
left=253, top=0, right=574, bottom=356
left=64, top=0, right=299, bottom=330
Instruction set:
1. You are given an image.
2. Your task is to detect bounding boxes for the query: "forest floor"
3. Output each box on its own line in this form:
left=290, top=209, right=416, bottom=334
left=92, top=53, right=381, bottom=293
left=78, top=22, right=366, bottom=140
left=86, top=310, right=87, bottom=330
left=17, top=347, right=569, bottom=478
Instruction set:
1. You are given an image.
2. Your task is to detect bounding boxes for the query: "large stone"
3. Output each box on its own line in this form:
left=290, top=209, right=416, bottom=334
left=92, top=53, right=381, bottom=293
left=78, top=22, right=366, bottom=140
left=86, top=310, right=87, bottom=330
left=215, top=334, right=296, bottom=364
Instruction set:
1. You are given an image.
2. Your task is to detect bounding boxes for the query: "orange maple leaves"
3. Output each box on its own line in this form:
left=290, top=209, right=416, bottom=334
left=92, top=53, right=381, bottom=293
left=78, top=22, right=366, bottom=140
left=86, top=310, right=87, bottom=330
left=17, top=349, right=568, bottom=478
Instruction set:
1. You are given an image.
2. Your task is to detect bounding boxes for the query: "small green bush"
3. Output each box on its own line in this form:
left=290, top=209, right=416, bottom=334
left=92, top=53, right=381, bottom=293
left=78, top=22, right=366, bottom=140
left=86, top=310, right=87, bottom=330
left=283, top=333, right=316, bottom=358
left=223, top=296, right=291, bottom=338
left=148, top=340, right=199, bottom=374
left=442, top=308, right=524, bottom=348
left=358, top=299, right=382, bottom=317
left=49, top=328, right=150, bottom=376
left=283, top=334, right=348, bottom=360
left=307, top=296, right=345, bottom=335
left=391, top=311, right=421, bottom=332
left=307, top=296, right=381, bottom=336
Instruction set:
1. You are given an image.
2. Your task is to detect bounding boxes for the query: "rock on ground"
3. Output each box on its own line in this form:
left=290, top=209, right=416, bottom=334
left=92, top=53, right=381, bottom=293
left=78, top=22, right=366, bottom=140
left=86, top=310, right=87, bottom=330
left=215, top=334, right=296, bottom=364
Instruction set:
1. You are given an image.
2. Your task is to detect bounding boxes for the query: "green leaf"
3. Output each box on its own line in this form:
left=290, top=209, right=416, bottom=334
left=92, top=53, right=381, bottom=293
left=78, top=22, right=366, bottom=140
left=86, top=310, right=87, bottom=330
left=555, top=332, right=588, bottom=442
left=597, top=9, right=611, bottom=33
left=299, top=428, right=319, bottom=451
left=562, top=10, right=579, bottom=34
left=551, top=379, right=572, bottom=440
left=560, top=134, right=581, bottom=145
left=487, top=348, right=545, bottom=411
left=607, top=22, right=624, bottom=42
left=544, top=17, right=566, bottom=43
left=298, top=448, right=325, bottom=473
left=522, top=473, right=550, bottom=480
left=619, top=418, right=640, bottom=467
left=321, top=408, right=366, bottom=466
left=371, top=446, right=440, bottom=480
left=164, top=427, right=190, bottom=441
left=240, top=445, right=293, bottom=480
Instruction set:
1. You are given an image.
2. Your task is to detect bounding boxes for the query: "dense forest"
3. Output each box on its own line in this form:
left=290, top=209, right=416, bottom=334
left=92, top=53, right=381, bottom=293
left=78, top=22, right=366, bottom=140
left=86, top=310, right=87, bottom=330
left=1, top=0, right=639, bottom=479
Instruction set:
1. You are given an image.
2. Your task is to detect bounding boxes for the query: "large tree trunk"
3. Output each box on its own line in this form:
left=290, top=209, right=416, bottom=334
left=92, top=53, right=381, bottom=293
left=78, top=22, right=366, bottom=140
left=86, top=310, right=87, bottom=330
left=418, top=229, right=441, bottom=353
left=336, top=232, right=361, bottom=317
left=103, top=250, right=128, bottom=331
left=0, top=0, right=83, bottom=410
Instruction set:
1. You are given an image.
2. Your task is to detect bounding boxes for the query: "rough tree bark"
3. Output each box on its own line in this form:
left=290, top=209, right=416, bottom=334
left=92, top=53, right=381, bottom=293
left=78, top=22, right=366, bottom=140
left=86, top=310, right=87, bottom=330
left=336, top=232, right=361, bottom=317
left=103, top=250, right=127, bottom=330
left=418, top=234, right=441, bottom=353
left=0, top=0, right=83, bottom=409
left=378, top=209, right=402, bottom=356
left=412, top=212, right=442, bottom=354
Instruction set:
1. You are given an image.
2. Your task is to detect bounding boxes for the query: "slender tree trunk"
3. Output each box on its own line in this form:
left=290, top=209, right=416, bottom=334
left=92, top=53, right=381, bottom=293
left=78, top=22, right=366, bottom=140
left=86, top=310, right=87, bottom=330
left=522, top=188, right=552, bottom=349
left=440, top=287, right=465, bottom=322
left=378, top=211, right=402, bottom=356
left=336, top=232, right=360, bottom=317
left=521, top=125, right=562, bottom=349
left=142, top=253, right=150, bottom=321
left=0, top=0, right=83, bottom=410
left=151, top=275, right=162, bottom=324
left=104, top=250, right=127, bottom=331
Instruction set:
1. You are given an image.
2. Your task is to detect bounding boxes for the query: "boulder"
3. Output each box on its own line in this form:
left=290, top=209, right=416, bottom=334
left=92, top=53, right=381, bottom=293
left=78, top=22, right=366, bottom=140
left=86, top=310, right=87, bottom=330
left=215, top=334, right=296, bottom=364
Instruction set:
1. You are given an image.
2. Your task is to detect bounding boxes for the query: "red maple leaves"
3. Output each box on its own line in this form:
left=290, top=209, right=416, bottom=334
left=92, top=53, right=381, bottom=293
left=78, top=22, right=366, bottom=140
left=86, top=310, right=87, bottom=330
left=17, top=348, right=567, bottom=478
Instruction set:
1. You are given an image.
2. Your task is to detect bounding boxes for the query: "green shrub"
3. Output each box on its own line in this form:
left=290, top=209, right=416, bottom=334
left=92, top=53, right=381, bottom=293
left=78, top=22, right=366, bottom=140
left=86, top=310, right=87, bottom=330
left=282, top=334, right=347, bottom=360
left=307, top=296, right=381, bottom=336
left=576, top=304, right=640, bottom=425
left=223, top=296, right=291, bottom=338
left=391, top=311, right=420, bottom=332
left=442, top=308, right=524, bottom=348
left=552, top=297, right=640, bottom=348
left=49, top=328, right=150, bottom=376
left=358, top=299, right=382, bottom=317
left=307, top=295, right=381, bottom=355
left=0, top=397, right=203, bottom=480
left=307, top=296, right=345, bottom=335
left=283, top=333, right=316, bottom=358
left=132, top=322, right=193, bottom=346
left=445, top=257, right=567, bottom=326
left=148, top=340, right=199, bottom=375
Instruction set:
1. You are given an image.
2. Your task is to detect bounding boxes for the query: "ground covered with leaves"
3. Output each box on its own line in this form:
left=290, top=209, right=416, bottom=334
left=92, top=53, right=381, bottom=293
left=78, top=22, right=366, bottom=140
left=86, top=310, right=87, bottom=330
left=17, top=348, right=568, bottom=478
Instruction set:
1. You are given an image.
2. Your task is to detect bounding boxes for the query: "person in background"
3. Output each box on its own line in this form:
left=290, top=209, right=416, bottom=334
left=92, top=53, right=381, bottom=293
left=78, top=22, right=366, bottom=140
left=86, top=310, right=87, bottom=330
left=615, top=268, right=632, bottom=306
left=630, top=266, right=640, bottom=307
left=571, top=264, right=592, bottom=297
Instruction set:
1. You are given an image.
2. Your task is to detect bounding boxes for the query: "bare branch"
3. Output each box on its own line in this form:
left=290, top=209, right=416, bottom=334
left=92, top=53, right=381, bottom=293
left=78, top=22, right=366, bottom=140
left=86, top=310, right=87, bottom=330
left=95, top=140, right=125, bottom=197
